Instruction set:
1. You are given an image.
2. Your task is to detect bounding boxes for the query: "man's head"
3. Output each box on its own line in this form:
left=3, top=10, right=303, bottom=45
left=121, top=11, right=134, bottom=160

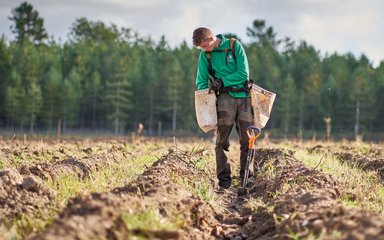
left=192, top=27, right=216, bottom=51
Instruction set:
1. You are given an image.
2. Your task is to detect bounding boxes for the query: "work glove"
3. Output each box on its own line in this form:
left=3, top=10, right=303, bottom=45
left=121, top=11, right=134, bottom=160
left=211, top=78, right=223, bottom=91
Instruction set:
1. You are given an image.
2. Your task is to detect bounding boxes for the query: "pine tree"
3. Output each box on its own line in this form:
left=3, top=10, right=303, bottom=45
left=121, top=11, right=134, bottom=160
left=9, top=2, right=48, bottom=45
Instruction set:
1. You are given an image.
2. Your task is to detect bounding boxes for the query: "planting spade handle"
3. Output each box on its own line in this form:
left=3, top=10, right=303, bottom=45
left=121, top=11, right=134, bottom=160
left=246, top=126, right=261, bottom=149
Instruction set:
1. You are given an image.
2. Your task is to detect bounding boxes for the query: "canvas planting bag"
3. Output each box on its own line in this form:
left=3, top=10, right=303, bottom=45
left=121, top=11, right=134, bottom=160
left=194, top=89, right=217, bottom=132
left=194, top=84, right=276, bottom=132
left=250, top=84, right=276, bottom=129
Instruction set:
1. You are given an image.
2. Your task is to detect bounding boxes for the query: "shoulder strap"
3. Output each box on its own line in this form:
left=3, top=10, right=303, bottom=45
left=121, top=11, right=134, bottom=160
left=229, top=38, right=237, bottom=63
left=204, top=38, right=237, bottom=78
left=204, top=51, right=215, bottom=78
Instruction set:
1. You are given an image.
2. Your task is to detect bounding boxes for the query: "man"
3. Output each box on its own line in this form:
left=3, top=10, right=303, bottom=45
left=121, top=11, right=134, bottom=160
left=192, top=27, right=254, bottom=190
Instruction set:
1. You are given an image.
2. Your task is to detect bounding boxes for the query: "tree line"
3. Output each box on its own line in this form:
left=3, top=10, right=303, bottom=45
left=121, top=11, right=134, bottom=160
left=1, top=2, right=383, bottom=139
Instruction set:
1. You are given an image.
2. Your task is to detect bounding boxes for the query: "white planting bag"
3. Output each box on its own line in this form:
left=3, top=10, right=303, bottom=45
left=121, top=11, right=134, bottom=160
left=194, top=89, right=217, bottom=132
left=250, top=84, right=276, bottom=129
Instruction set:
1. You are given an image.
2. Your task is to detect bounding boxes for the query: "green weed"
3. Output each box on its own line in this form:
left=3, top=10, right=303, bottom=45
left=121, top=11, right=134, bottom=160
left=12, top=151, right=161, bottom=237
left=294, top=149, right=384, bottom=213
left=122, top=206, right=183, bottom=232
left=171, top=175, right=215, bottom=201
left=12, top=207, right=57, bottom=238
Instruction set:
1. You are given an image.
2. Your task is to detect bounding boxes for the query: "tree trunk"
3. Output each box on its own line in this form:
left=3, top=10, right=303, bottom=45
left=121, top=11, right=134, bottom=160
left=158, top=121, right=162, bottom=136
left=57, top=118, right=61, bottom=139
left=116, top=84, right=120, bottom=135
left=63, top=116, right=66, bottom=134
left=354, top=99, right=360, bottom=138
left=284, top=100, right=290, bottom=139
left=298, top=93, right=304, bottom=140
left=172, top=99, right=177, bottom=132
left=30, top=117, right=34, bottom=134
left=49, top=99, right=53, bottom=132
left=114, top=118, right=119, bottom=135
left=92, top=92, right=97, bottom=129
left=149, top=89, right=154, bottom=136
left=30, top=99, right=35, bottom=134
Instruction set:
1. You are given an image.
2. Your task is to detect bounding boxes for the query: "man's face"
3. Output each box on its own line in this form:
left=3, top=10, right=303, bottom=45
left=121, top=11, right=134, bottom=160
left=198, top=37, right=215, bottom=52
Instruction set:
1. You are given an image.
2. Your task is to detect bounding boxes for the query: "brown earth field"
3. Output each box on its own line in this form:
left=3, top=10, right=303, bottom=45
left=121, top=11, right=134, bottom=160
left=1, top=137, right=384, bottom=239
left=308, top=143, right=384, bottom=183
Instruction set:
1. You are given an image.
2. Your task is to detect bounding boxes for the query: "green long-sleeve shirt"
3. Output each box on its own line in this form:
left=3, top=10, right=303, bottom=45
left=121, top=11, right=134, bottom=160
left=195, top=34, right=249, bottom=98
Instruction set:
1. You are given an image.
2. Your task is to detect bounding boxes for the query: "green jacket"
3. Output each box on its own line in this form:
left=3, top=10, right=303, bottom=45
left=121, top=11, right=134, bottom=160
left=195, top=34, right=249, bottom=98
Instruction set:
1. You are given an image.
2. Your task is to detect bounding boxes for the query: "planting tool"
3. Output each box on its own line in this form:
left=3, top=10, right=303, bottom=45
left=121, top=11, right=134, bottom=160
left=238, top=126, right=261, bottom=197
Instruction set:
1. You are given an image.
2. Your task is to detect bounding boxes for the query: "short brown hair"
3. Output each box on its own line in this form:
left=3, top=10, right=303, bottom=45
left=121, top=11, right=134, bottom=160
left=192, top=27, right=213, bottom=46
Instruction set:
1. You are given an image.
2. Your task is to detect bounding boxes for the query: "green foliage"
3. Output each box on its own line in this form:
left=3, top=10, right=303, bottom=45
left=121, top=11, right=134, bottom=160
left=13, top=207, right=56, bottom=238
left=294, top=148, right=384, bottom=212
left=104, top=44, right=132, bottom=134
left=2, top=4, right=384, bottom=136
left=0, top=38, right=11, bottom=124
left=62, top=68, right=82, bottom=128
left=319, top=74, right=339, bottom=118
left=9, top=2, right=48, bottom=45
left=42, top=66, right=62, bottom=131
left=5, top=70, right=24, bottom=126
left=122, top=206, right=183, bottom=233
left=275, top=73, right=298, bottom=136
left=171, top=175, right=215, bottom=202
left=349, top=57, right=376, bottom=135
left=69, top=17, right=120, bottom=43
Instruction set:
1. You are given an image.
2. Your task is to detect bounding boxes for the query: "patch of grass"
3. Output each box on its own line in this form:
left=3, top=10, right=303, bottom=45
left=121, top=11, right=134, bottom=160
left=294, top=149, right=384, bottom=213
left=259, top=160, right=278, bottom=180
left=194, top=180, right=215, bottom=201
left=46, top=153, right=160, bottom=205
left=244, top=197, right=269, bottom=213
left=12, top=207, right=57, bottom=238
left=171, top=175, right=215, bottom=202
left=47, top=174, right=85, bottom=204
left=191, top=148, right=215, bottom=173
left=0, top=160, right=5, bottom=169
left=122, top=206, right=183, bottom=232
left=10, top=154, right=26, bottom=168
left=341, top=193, right=358, bottom=208
left=286, top=227, right=300, bottom=240
left=192, top=157, right=209, bottom=171
left=168, top=153, right=216, bottom=201
left=354, top=142, right=376, bottom=156
left=14, top=151, right=161, bottom=237
left=317, top=230, right=343, bottom=239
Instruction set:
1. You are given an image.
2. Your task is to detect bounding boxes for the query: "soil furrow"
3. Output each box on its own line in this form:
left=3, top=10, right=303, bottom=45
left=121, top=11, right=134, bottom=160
left=0, top=168, right=55, bottom=223
left=19, top=151, right=131, bottom=180
left=237, top=148, right=384, bottom=239
left=3, top=141, right=384, bottom=239
left=308, top=145, right=384, bottom=183
left=28, top=148, right=227, bottom=240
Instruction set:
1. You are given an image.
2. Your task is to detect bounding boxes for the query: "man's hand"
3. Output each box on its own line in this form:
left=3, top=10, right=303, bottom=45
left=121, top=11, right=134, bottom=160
left=211, top=78, right=223, bottom=91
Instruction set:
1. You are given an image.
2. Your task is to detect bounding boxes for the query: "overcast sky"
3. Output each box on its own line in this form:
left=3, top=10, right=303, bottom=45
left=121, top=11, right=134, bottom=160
left=1, top=0, right=383, bottom=67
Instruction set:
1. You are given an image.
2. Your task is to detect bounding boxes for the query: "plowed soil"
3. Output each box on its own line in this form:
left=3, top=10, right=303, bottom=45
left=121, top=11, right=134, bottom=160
left=308, top=144, right=384, bottom=183
left=1, top=139, right=384, bottom=239
left=0, top=168, right=55, bottom=222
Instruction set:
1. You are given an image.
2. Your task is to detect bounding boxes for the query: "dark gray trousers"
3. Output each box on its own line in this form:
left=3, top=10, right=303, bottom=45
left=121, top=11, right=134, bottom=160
left=215, top=93, right=254, bottom=186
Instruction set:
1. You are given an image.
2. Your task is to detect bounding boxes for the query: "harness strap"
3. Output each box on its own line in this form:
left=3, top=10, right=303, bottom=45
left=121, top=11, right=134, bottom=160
left=229, top=38, right=237, bottom=63
left=220, top=79, right=253, bottom=111
left=204, top=38, right=237, bottom=76
left=221, top=86, right=248, bottom=93
left=220, top=85, right=250, bottom=111
left=204, top=38, right=245, bottom=95
left=204, top=51, right=215, bottom=78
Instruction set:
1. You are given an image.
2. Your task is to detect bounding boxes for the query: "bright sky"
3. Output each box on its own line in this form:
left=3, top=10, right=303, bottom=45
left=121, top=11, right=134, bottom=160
left=1, top=0, right=383, bottom=67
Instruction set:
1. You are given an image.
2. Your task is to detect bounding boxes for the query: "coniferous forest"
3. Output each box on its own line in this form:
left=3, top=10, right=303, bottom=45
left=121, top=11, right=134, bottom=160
left=1, top=2, right=384, bottom=139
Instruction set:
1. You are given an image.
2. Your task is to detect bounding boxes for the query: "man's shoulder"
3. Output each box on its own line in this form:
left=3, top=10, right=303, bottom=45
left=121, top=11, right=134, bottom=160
left=216, top=34, right=229, bottom=45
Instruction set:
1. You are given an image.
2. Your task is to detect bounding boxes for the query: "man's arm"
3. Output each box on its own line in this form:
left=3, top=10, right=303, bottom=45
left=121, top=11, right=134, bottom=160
left=195, top=51, right=210, bottom=90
